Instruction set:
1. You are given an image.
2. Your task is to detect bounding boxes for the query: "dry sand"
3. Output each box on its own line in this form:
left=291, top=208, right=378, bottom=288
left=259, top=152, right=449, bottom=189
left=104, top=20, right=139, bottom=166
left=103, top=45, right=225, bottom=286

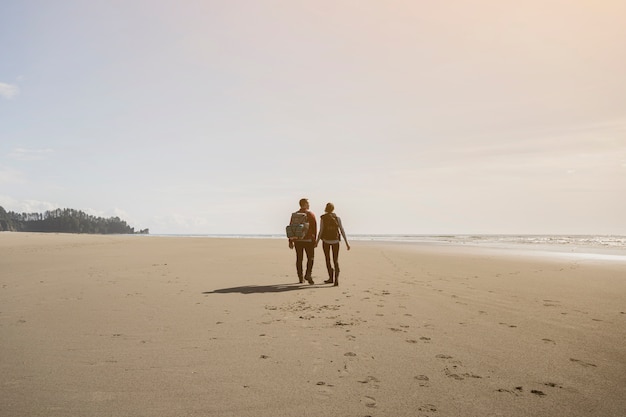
left=1, top=232, right=625, bottom=417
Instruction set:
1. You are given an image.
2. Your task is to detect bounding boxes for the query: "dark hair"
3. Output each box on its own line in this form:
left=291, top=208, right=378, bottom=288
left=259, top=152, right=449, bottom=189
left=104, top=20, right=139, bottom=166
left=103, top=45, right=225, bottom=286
left=299, top=198, right=309, bottom=208
left=325, top=202, right=334, bottom=213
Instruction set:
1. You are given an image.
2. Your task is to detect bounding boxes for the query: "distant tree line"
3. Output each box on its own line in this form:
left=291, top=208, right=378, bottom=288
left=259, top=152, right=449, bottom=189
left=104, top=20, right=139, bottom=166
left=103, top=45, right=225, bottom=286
left=0, top=206, right=148, bottom=234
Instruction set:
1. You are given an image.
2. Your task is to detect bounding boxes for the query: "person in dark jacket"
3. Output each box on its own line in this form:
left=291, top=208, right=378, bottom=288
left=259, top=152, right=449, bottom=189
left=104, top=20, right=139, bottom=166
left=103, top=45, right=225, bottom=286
left=316, top=202, right=350, bottom=286
left=288, top=198, right=317, bottom=284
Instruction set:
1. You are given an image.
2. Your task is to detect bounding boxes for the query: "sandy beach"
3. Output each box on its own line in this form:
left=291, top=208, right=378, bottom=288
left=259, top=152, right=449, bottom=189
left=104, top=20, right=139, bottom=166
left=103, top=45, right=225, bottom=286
left=1, top=232, right=625, bottom=417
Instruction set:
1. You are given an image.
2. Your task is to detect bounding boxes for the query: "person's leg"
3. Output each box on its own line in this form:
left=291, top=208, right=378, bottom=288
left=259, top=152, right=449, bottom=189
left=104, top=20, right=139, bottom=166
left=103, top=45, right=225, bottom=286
left=294, top=242, right=304, bottom=282
left=332, top=243, right=340, bottom=286
left=323, top=242, right=333, bottom=283
left=304, top=241, right=315, bottom=283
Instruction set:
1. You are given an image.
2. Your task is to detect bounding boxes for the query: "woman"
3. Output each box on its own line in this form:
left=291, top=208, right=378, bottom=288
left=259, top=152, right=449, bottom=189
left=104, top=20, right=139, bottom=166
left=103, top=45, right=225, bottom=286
left=316, top=202, right=350, bottom=286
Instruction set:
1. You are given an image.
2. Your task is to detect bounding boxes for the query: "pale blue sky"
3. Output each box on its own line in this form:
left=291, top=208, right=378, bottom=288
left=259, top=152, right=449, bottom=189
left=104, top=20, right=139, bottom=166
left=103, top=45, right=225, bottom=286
left=1, top=0, right=625, bottom=235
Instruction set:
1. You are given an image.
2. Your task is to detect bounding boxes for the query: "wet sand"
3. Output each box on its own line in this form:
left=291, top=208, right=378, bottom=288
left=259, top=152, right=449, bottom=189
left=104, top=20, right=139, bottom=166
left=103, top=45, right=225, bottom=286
left=1, top=232, right=625, bottom=416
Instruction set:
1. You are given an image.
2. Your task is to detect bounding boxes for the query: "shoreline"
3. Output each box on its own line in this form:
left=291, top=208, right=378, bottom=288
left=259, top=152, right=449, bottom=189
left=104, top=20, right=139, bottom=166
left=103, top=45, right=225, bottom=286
left=24, top=230, right=626, bottom=261
left=358, top=239, right=626, bottom=263
left=140, top=232, right=626, bottom=259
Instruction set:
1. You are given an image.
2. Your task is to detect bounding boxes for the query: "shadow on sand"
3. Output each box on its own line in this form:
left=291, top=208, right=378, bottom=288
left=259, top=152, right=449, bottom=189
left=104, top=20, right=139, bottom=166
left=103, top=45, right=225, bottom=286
left=203, top=282, right=320, bottom=295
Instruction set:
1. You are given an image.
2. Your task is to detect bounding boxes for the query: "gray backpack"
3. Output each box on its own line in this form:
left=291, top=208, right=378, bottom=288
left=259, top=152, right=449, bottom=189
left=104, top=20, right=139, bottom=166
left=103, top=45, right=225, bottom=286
left=286, top=212, right=309, bottom=239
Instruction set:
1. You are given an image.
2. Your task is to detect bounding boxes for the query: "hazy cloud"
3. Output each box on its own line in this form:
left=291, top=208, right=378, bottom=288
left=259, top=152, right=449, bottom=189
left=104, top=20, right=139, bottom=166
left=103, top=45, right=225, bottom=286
left=0, top=196, right=58, bottom=213
left=21, top=199, right=59, bottom=213
left=0, top=166, right=25, bottom=185
left=9, top=148, right=54, bottom=161
left=0, top=194, right=19, bottom=207
left=0, top=82, right=19, bottom=99
left=152, top=213, right=209, bottom=232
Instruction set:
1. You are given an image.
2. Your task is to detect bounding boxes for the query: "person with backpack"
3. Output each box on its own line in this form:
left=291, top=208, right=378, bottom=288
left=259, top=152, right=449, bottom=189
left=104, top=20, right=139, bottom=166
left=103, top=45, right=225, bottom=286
left=287, top=198, right=317, bottom=285
left=316, top=202, right=350, bottom=286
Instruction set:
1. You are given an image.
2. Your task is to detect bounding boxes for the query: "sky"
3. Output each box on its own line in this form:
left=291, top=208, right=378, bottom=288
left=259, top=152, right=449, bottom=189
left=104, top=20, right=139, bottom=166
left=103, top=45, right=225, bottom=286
left=1, top=0, right=625, bottom=235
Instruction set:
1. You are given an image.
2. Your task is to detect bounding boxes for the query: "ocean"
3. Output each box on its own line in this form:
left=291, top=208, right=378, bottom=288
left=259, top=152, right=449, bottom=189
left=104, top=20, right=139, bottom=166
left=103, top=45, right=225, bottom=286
left=152, top=234, right=626, bottom=261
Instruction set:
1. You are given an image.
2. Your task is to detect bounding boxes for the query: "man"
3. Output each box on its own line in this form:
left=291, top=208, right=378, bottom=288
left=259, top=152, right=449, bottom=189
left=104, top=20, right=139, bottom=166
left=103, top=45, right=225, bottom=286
left=288, top=198, right=317, bottom=284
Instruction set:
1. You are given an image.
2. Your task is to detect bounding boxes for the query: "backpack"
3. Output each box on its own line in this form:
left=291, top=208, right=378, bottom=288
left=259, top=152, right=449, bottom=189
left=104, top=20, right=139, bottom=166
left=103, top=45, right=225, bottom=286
left=321, top=213, right=340, bottom=241
left=286, top=211, right=309, bottom=240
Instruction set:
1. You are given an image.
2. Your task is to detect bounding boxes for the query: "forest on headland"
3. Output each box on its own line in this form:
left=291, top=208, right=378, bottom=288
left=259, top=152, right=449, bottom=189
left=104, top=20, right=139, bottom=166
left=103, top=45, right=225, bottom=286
left=0, top=206, right=148, bottom=234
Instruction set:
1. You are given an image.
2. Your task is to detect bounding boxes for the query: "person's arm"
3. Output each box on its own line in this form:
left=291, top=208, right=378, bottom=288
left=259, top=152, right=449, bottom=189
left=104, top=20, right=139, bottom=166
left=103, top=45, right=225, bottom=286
left=338, top=217, right=350, bottom=250
left=316, top=218, right=324, bottom=247
left=288, top=214, right=294, bottom=249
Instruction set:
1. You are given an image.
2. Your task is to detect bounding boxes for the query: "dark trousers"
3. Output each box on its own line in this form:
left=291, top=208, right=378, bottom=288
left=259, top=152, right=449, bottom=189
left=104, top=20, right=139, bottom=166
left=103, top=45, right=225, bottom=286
left=294, top=241, right=315, bottom=278
left=322, top=242, right=340, bottom=278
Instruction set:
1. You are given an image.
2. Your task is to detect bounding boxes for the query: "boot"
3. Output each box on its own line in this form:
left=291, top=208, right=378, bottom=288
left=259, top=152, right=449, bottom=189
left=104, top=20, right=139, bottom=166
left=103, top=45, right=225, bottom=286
left=305, top=259, right=314, bottom=284
left=324, top=269, right=334, bottom=284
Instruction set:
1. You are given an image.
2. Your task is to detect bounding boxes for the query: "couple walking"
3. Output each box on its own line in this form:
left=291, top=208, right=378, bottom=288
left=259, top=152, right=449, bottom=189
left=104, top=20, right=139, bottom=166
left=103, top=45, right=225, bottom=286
left=288, top=198, right=350, bottom=286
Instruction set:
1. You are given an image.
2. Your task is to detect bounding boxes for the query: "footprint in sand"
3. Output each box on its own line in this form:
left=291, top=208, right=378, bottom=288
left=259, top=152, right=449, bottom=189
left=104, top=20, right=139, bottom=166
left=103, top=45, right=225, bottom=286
left=417, top=403, right=437, bottom=414
left=497, top=386, right=526, bottom=396
left=570, top=358, right=597, bottom=368
left=414, top=375, right=430, bottom=387
left=542, top=338, right=556, bottom=345
left=358, top=376, right=380, bottom=388
left=437, top=355, right=482, bottom=381
left=362, top=396, right=377, bottom=408
left=444, top=368, right=465, bottom=380
left=316, top=381, right=334, bottom=387
left=314, top=381, right=335, bottom=399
